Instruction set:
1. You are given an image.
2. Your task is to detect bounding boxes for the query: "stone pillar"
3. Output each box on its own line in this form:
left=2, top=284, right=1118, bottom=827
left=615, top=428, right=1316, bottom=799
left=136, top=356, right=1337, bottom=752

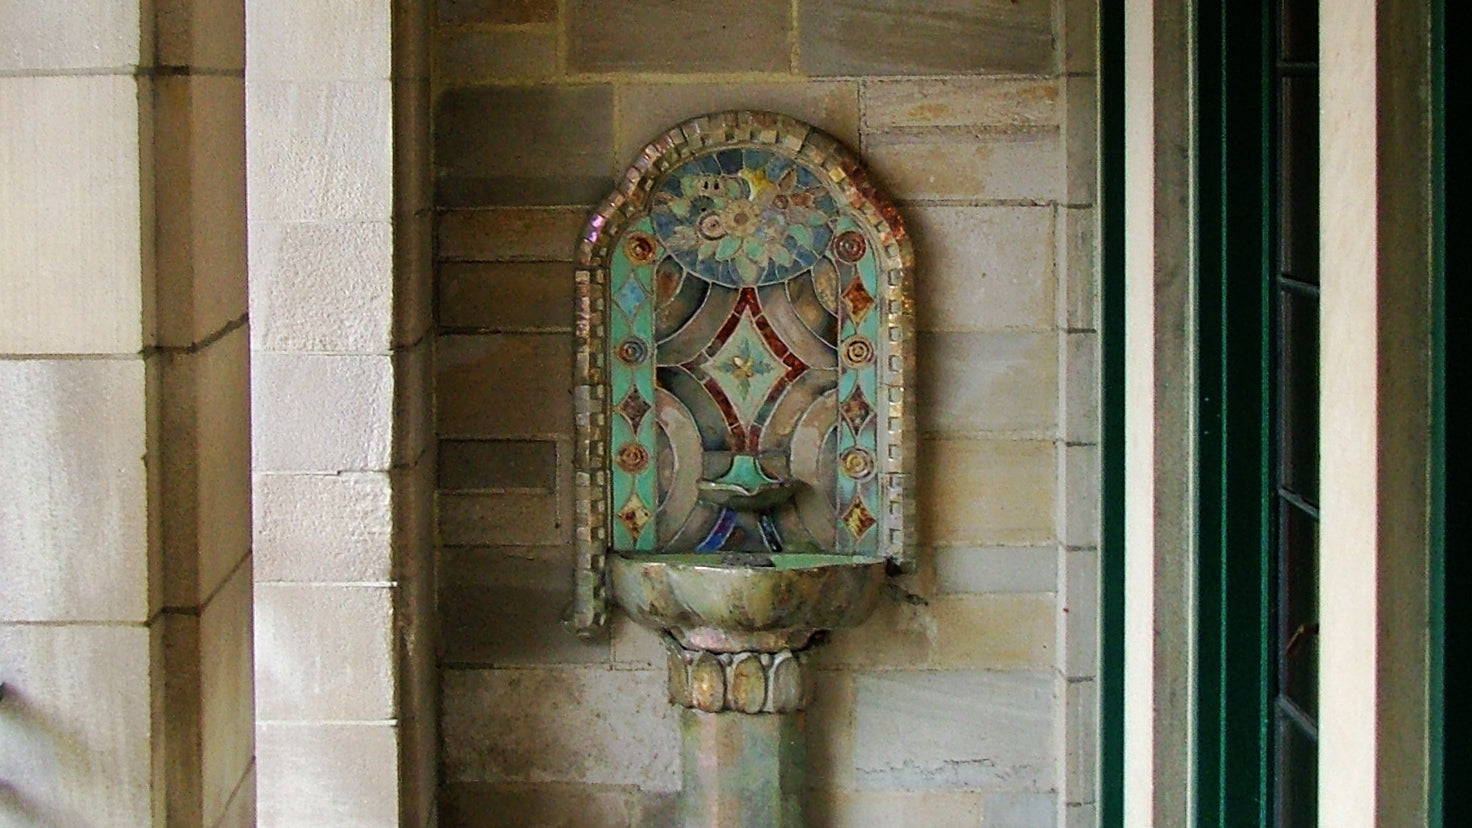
left=680, top=710, right=807, bottom=828
left=667, top=645, right=809, bottom=827
left=246, top=0, right=435, bottom=823
left=0, top=0, right=253, bottom=823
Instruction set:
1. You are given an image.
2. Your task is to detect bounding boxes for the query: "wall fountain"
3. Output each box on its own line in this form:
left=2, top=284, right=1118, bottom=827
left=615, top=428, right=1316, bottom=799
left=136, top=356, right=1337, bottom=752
left=571, top=111, right=913, bottom=827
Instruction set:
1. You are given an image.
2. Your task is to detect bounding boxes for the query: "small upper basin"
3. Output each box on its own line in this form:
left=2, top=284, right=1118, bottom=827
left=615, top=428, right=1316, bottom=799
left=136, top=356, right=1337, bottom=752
left=608, top=552, right=888, bottom=653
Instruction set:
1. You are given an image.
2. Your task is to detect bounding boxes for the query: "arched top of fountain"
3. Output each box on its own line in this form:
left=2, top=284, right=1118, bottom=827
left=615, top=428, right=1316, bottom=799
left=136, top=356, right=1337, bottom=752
left=570, top=111, right=916, bottom=638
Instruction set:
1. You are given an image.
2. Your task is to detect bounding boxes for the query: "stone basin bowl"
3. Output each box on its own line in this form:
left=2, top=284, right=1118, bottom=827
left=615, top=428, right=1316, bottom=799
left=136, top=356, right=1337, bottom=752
left=608, top=552, right=888, bottom=653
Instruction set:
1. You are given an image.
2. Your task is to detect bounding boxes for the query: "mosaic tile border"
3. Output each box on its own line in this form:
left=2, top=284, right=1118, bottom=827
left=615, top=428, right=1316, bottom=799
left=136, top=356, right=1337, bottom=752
left=572, top=111, right=915, bottom=638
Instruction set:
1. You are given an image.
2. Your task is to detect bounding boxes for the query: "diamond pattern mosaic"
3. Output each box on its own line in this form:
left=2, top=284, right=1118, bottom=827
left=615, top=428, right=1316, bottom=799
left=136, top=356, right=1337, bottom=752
left=617, top=386, right=651, bottom=431
left=598, top=143, right=898, bottom=555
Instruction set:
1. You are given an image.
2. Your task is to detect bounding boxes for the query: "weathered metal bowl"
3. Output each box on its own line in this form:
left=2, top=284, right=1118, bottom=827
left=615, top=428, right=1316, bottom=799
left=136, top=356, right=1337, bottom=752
left=608, top=552, right=888, bottom=652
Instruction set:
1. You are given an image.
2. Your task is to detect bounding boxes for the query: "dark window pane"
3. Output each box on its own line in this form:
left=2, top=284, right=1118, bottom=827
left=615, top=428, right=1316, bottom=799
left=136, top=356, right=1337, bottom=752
left=1275, top=712, right=1319, bottom=828
left=1278, top=78, right=1320, bottom=283
left=1276, top=288, right=1320, bottom=502
left=1278, top=0, right=1317, bottom=64
left=1278, top=502, right=1318, bottom=717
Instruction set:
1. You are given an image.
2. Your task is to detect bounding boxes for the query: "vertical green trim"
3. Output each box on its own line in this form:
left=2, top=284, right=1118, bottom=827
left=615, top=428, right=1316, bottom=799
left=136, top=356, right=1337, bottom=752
left=1098, top=0, right=1126, bottom=824
left=1429, top=0, right=1459, bottom=821
left=1194, top=0, right=1275, bottom=824
left=1426, top=0, right=1444, bottom=807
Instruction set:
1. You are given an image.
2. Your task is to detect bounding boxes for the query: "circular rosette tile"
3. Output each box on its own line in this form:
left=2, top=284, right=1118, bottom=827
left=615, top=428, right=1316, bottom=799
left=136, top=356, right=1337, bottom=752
left=650, top=148, right=837, bottom=288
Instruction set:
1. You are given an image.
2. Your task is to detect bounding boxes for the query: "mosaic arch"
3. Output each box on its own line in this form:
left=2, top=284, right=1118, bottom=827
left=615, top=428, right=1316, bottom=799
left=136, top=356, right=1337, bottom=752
left=572, top=111, right=915, bottom=635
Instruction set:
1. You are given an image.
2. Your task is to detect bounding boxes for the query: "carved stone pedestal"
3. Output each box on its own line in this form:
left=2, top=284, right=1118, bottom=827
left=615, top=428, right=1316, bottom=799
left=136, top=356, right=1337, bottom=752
left=667, top=642, right=809, bottom=828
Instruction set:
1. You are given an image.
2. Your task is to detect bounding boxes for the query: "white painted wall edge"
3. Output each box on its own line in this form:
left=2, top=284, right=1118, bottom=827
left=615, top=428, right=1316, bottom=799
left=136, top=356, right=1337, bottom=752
left=1123, top=1, right=1197, bottom=825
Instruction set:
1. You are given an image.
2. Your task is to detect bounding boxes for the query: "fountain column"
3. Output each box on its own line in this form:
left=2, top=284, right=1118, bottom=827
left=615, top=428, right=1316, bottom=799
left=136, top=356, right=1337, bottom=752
left=666, top=642, right=809, bottom=828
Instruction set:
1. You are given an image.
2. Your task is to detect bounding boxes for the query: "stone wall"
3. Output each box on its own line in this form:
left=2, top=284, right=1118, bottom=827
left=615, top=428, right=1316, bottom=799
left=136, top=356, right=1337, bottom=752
left=0, top=1, right=254, bottom=824
left=246, top=0, right=438, bottom=824
left=431, top=1, right=1099, bottom=825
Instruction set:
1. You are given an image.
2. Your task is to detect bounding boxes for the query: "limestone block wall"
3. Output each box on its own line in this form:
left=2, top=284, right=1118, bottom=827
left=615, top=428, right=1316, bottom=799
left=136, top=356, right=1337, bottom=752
left=246, top=0, right=437, bottom=824
left=431, top=1, right=1100, bottom=826
left=0, top=0, right=254, bottom=824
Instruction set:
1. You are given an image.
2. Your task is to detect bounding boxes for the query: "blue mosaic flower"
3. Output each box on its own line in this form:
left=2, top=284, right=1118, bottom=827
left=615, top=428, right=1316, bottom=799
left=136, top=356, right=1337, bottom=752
left=651, top=149, right=836, bottom=287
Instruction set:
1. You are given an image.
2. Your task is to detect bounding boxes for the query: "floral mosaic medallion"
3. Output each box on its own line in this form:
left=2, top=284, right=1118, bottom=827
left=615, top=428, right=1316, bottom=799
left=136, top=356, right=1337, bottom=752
left=651, top=149, right=838, bottom=288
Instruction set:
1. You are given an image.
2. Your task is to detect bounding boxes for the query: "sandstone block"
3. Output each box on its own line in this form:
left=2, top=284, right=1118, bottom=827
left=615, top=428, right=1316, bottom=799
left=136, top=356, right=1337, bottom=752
left=437, top=0, right=556, bottom=25
left=435, top=333, right=572, bottom=438
left=251, top=353, right=393, bottom=473
left=1062, top=679, right=1098, bottom=804
left=0, top=359, right=149, bottom=622
left=254, top=471, right=393, bottom=582
left=435, top=29, right=557, bottom=84
left=246, top=80, right=392, bottom=222
left=159, top=325, right=252, bottom=606
left=1064, top=75, right=1099, bottom=206
left=865, top=77, right=1061, bottom=131
left=437, top=207, right=587, bottom=262
left=919, top=438, right=1055, bottom=546
left=394, top=79, right=434, bottom=217
left=199, top=561, right=255, bottom=825
left=438, top=492, right=566, bottom=546
left=1067, top=802, right=1099, bottom=828
left=441, top=667, right=680, bottom=790
left=799, top=0, right=1052, bottom=76
left=249, top=220, right=394, bottom=352
left=256, top=722, right=400, bottom=826
left=438, top=262, right=574, bottom=332
left=0, top=76, right=144, bottom=354
left=809, top=790, right=985, bottom=826
left=933, top=545, right=1057, bottom=594
left=435, top=85, right=612, bottom=207
left=908, top=205, right=1056, bottom=333
left=918, top=331, right=1058, bottom=435
left=984, top=792, right=1058, bottom=827
left=1058, top=206, right=1099, bottom=331
left=246, top=0, right=390, bottom=81
left=215, top=763, right=256, bottom=828
left=610, top=613, right=668, bottom=667
left=0, top=1, right=142, bottom=71
left=255, top=584, right=395, bottom=721
left=0, top=624, right=152, bottom=824
left=438, top=439, right=558, bottom=490
left=567, top=0, right=789, bottom=74
left=441, top=782, right=635, bottom=828
left=1062, top=331, right=1100, bottom=444
left=439, top=547, right=606, bottom=665
left=867, top=131, right=1063, bottom=204
left=1058, top=443, right=1099, bottom=548
left=157, top=0, right=245, bottom=70
left=1060, top=548, right=1099, bottom=679
left=1061, top=0, right=1098, bottom=74
left=928, top=592, right=1056, bottom=670
left=153, top=74, right=248, bottom=348
left=393, top=339, right=434, bottom=466
left=395, top=210, right=436, bottom=346
left=852, top=670, right=1053, bottom=791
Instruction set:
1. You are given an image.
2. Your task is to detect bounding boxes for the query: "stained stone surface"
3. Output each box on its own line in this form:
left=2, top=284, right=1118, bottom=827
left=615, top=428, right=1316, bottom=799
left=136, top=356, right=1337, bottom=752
left=441, top=667, right=680, bottom=790
left=437, top=0, right=556, bottom=25
left=438, top=262, right=573, bottom=332
left=434, top=85, right=613, bottom=207
left=798, top=0, right=1054, bottom=76
left=437, top=439, right=557, bottom=492
left=853, top=671, right=1053, bottom=791
left=566, top=0, right=791, bottom=74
